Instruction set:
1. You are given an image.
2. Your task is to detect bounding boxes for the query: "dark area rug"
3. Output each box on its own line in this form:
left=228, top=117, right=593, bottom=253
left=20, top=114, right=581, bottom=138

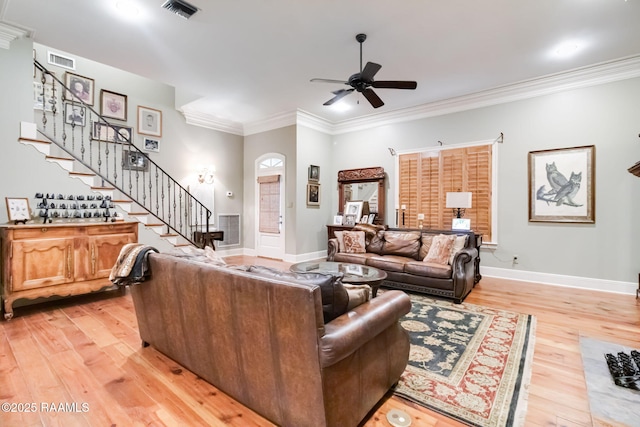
left=394, top=294, right=536, bottom=427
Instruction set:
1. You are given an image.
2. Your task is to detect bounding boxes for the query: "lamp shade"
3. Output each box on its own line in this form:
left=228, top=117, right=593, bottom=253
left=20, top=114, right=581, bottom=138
left=446, top=192, right=472, bottom=209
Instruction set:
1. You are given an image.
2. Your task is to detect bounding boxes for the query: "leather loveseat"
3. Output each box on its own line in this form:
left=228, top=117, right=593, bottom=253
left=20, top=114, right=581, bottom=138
left=127, top=252, right=411, bottom=427
left=328, top=224, right=478, bottom=303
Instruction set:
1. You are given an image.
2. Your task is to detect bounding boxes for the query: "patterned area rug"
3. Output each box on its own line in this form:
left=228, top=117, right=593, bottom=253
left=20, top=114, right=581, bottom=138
left=579, top=336, right=640, bottom=427
left=394, top=294, right=536, bottom=427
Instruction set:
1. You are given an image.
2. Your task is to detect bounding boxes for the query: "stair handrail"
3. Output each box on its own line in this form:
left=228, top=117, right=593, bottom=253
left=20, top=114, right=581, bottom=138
left=33, top=59, right=212, bottom=246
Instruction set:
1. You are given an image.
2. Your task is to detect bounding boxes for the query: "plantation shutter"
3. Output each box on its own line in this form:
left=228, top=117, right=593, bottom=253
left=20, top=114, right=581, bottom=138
left=258, top=175, right=280, bottom=234
left=398, top=144, right=493, bottom=241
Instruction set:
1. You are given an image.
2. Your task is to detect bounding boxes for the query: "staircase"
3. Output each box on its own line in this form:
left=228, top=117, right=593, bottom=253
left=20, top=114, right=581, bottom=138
left=27, top=60, right=211, bottom=249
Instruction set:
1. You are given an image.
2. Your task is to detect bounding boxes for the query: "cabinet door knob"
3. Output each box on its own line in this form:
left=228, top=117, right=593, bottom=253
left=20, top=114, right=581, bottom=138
left=41, top=228, right=48, bottom=233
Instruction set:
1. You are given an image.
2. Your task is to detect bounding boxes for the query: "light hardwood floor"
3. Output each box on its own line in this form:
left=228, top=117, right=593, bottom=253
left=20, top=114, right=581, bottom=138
left=1, top=255, right=639, bottom=427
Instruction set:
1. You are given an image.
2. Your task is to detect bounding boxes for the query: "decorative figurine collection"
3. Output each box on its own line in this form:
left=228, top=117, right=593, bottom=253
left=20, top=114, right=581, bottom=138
left=34, top=192, right=117, bottom=223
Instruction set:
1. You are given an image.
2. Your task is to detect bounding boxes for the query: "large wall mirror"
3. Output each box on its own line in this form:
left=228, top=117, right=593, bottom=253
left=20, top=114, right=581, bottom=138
left=338, top=167, right=386, bottom=225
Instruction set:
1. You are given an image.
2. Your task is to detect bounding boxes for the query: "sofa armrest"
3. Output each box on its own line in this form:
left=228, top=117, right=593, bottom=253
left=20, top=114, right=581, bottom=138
left=451, top=247, right=478, bottom=302
left=327, top=237, right=339, bottom=261
left=319, top=290, right=411, bottom=367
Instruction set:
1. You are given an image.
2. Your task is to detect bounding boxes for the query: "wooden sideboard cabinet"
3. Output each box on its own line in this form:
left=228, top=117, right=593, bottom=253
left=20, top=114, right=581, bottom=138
left=1, top=222, right=138, bottom=320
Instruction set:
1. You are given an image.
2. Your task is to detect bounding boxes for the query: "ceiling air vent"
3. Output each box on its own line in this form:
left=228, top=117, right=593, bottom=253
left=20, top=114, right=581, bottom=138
left=161, top=0, right=198, bottom=19
left=47, top=51, right=75, bottom=70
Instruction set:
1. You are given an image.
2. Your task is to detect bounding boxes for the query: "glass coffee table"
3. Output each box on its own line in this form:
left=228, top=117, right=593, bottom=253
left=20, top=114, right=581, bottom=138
left=290, top=261, right=387, bottom=297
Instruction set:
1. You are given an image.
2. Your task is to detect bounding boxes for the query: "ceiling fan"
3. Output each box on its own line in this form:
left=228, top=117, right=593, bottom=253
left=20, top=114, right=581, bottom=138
left=311, top=33, right=418, bottom=109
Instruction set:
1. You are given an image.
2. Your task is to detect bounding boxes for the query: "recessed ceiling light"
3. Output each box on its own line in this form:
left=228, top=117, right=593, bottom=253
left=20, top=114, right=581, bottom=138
left=555, top=42, right=580, bottom=57
left=116, top=1, right=140, bottom=16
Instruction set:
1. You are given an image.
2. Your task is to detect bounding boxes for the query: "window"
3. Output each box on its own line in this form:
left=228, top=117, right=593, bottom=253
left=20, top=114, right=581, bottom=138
left=398, top=143, right=493, bottom=241
left=257, top=175, right=280, bottom=233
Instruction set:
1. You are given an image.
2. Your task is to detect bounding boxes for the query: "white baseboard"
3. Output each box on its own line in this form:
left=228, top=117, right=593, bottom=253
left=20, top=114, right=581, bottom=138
left=481, top=266, right=637, bottom=296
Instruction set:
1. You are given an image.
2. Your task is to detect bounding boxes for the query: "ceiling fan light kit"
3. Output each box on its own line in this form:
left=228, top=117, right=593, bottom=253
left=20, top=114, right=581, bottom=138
left=311, top=33, right=417, bottom=109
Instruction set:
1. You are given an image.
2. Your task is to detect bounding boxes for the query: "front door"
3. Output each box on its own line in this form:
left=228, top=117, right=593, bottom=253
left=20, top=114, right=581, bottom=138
left=255, top=155, right=285, bottom=259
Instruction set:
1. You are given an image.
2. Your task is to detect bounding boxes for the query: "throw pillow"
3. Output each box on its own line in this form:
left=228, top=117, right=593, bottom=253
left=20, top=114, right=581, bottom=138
left=343, top=283, right=372, bottom=310
left=424, top=234, right=456, bottom=265
left=334, top=231, right=346, bottom=252
left=246, top=265, right=349, bottom=323
left=343, top=230, right=366, bottom=253
left=353, top=223, right=385, bottom=246
left=448, top=234, right=469, bottom=265
left=419, top=234, right=435, bottom=260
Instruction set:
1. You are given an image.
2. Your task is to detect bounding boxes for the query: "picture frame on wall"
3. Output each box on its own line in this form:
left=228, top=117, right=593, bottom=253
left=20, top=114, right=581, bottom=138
left=123, top=150, right=149, bottom=172
left=33, top=82, right=58, bottom=112
left=93, top=122, right=132, bottom=144
left=143, top=137, right=160, bottom=153
left=65, top=72, right=94, bottom=105
left=138, top=105, right=162, bottom=137
left=5, top=197, right=31, bottom=222
left=528, top=145, right=595, bottom=223
left=309, top=165, right=320, bottom=181
left=307, top=183, right=320, bottom=206
left=64, top=102, right=86, bottom=127
left=100, top=89, right=127, bottom=121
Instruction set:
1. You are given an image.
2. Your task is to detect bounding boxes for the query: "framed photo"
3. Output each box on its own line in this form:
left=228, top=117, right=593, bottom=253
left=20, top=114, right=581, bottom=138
left=64, top=102, right=86, bottom=126
left=306, top=183, right=320, bottom=206
left=528, top=145, right=595, bottom=223
left=345, top=264, right=364, bottom=276
left=93, top=122, right=132, bottom=143
left=33, top=82, right=58, bottom=112
left=333, top=215, right=343, bottom=225
left=452, top=218, right=471, bottom=230
left=367, top=213, right=376, bottom=224
left=100, top=89, right=127, bottom=121
left=6, top=197, right=31, bottom=222
left=344, top=200, right=364, bottom=222
left=123, top=150, right=149, bottom=172
left=65, top=72, right=94, bottom=105
left=143, top=137, right=160, bottom=153
left=344, top=214, right=357, bottom=226
left=309, top=165, right=320, bottom=181
left=138, top=105, right=162, bottom=137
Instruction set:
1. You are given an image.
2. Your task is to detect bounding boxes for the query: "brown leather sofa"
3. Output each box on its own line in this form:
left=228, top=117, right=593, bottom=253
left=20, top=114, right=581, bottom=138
left=328, top=225, right=478, bottom=303
left=128, top=253, right=411, bottom=427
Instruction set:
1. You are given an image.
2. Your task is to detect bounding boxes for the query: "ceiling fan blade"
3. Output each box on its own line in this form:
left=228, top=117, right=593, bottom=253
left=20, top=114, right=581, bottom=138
left=360, top=62, right=382, bottom=82
left=311, top=78, right=349, bottom=84
left=323, top=88, right=354, bottom=106
left=362, top=88, right=384, bottom=108
left=372, top=80, right=418, bottom=90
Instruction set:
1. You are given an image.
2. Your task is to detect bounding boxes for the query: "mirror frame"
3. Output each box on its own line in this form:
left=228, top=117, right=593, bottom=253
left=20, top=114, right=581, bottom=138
left=338, top=166, right=385, bottom=225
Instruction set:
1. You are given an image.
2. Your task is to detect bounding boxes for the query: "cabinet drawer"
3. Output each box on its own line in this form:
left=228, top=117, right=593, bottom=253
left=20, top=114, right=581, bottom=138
left=86, top=223, right=138, bottom=236
left=11, top=226, right=72, bottom=240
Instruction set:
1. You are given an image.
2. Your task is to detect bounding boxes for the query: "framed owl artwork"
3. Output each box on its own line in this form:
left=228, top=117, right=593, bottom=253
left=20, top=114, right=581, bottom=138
left=528, top=145, right=595, bottom=223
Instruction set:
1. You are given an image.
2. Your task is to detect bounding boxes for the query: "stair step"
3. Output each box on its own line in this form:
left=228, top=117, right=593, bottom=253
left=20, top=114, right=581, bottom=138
left=91, top=186, right=115, bottom=191
left=160, top=233, right=178, bottom=238
left=146, top=222, right=164, bottom=227
left=69, top=171, right=96, bottom=177
left=128, top=212, right=149, bottom=216
left=46, top=155, right=74, bottom=162
left=19, top=137, right=50, bottom=145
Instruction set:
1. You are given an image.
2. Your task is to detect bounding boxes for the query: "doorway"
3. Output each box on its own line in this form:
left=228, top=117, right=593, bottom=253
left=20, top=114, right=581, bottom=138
left=255, top=154, right=285, bottom=259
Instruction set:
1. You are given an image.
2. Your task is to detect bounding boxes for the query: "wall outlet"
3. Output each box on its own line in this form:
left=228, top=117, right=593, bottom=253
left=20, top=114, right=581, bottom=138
left=513, top=255, right=519, bottom=264
left=226, top=191, right=233, bottom=197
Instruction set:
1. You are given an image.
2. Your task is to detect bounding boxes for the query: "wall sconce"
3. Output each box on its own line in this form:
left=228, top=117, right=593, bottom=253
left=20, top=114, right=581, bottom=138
left=446, top=192, right=472, bottom=218
left=197, top=165, right=215, bottom=185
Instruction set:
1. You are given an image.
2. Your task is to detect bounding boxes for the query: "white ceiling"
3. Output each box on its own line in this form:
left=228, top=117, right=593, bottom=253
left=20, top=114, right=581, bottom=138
left=2, top=0, right=640, bottom=130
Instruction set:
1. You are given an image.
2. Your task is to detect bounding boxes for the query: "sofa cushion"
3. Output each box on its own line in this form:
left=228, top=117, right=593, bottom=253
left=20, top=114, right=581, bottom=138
left=366, top=229, right=385, bottom=254
left=367, top=255, right=412, bottom=273
left=343, top=230, right=366, bottom=253
left=424, top=234, right=456, bottom=265
left=381, top=231, right=422, bottom=259
left=405, top=260, right=452, bottom=279
left=449, top=234, right=469, bottom=265
left=246, top=265, right=349, bottom=323
left=334, top=252, right=375, bottom=265
left=418, top=234, right=435, bottom=260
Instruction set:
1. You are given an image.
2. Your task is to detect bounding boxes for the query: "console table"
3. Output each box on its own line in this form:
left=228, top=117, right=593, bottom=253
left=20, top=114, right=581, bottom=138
left=1, top=222, right=138, bottom=320
left=193, top=230, right=224, bottom=250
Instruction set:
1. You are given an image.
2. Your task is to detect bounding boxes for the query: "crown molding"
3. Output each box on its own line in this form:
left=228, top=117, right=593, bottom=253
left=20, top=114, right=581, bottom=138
left=330, top=55, right=640, bottom=135
left=180, top=109, right=244, bottom=136
left=0, top=22, right=28, bottom=49
left=180, top=55, right=640, bottom=137
left=243, top=110, right=296, bottom=136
